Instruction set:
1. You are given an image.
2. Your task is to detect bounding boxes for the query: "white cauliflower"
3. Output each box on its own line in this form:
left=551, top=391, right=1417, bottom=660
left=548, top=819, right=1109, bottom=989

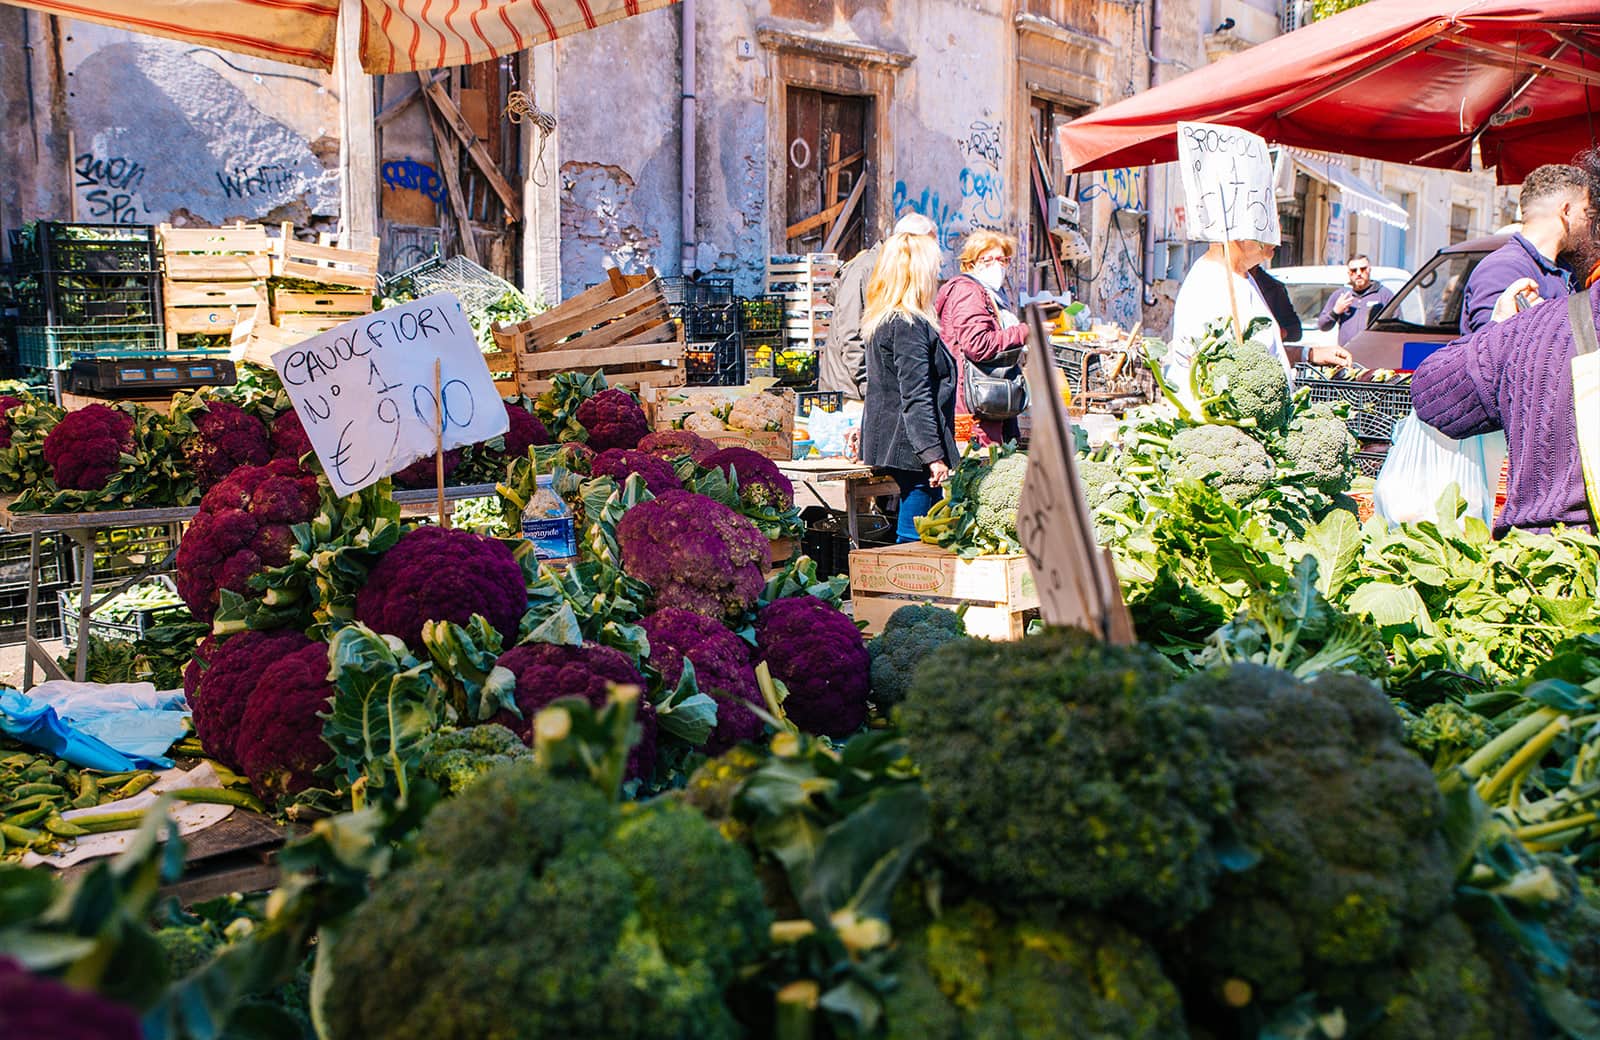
left=727, top=392, right=791, bottom=432
left=682, top=411, right=727, bottom=433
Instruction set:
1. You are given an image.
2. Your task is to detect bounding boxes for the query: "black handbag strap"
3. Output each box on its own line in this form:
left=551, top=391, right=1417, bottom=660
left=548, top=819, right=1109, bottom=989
left=1571, top=287, right=1599, bottom=357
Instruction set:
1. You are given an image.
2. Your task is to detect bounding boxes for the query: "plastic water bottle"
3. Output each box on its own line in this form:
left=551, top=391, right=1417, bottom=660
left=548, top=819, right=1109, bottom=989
left=520, top=474, right=577, bottom=564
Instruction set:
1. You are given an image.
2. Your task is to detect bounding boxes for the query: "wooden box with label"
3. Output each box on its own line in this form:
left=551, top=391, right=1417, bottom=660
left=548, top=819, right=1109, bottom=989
left=848, top=541, right=1039, bottom=641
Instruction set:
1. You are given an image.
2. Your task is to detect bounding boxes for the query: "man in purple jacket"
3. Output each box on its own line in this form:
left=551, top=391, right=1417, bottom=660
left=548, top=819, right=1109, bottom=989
left=1459, top=164, right=1590, bottom=334
left=1413, top=216, right=1599, bottom=535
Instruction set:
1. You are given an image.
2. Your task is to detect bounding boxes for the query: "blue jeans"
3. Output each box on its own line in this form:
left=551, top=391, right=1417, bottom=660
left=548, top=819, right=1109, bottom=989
left=891, top=468, right=938, bottom=543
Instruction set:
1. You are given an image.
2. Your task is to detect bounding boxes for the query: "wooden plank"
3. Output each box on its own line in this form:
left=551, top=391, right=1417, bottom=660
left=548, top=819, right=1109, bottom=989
left=159, top=223, right=272, bottom=255
left=277, top=313, right=351, bottom=335
left=166, top=282, right=267, bottom=308
left=826, top=150, right=864, bottom=174
left=824, top=132, right=842, bottom=215
left=166, top=309, right=253, bottom=334
left=420, top=78, right=524, bottom=223
left=523, top=338, right=685, bottom=374
left=374, top=72, right=448, bottom=129
left=523, top=300, right=671, bottom=353
left=419, top=78, right=481, bottom=265
left=787, top=197, right=851, bottom=240
left=164, top=254, right=274, bottom=281
left=275, top=259, right=378, bottom=291
left=272, top=289, right=372, bottom=313
left=519, top=368, right=685, bottom=397
left=515, top=282, right=667, bottom=347
left=822, top=177, right=866, bottom=254
left=503, top=281, right=619, bottom=336
left=336, top=0, right=377, bottom=241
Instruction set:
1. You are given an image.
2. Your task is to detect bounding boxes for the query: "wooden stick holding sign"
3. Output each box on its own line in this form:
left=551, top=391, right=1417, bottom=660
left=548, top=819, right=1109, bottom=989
left=1220, top=240, right=1244, bottom=344
left=434, top=359, right=448, bottom=529
left=1015, top=304, right=1133, bottom=643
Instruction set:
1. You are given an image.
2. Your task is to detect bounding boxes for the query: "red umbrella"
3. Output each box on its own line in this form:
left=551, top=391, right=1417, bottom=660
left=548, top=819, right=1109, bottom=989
left=1057, top=0, right=1600, bottom=184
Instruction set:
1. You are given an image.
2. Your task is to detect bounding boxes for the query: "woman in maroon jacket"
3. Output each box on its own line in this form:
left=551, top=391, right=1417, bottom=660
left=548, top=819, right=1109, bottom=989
left=935, top=231, right=1031, bottom=447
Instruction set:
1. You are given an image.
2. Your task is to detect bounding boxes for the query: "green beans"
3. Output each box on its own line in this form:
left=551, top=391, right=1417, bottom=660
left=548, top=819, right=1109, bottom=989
left=0, top=746, right=161, bottom=860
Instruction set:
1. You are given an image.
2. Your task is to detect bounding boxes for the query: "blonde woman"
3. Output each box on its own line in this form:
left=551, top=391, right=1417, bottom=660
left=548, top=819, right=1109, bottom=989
left=860, top=230, right=959, bottom=542
left=936, top=230, right=1031, bottom=447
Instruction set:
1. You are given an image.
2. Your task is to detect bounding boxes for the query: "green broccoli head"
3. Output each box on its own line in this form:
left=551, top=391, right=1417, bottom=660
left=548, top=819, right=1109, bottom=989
left=973, top=452, right=1027, bottom=547
left=1079, top=453, right=1143, bottom=542
left=869, top=605, right=967, bottom=712
left=1169, top=424, right=1275, bottom=503
left=324, top=766, right=771, bottom=1040
left=417, top=723, right=533, bottom=795
left=1172, top=665, right=1456, bottom=1013
left=1338, top=912, right=1518, bottom=1040
left=882, top=901, right=1186, bottom=1040
left=1191, top=323, right=1293, bottom=430
left=900, top=627, right=1235, bottom=928
left=1279, top=402, right=1358, bottom=495
left=1396, top=700, right=1496, bottom=777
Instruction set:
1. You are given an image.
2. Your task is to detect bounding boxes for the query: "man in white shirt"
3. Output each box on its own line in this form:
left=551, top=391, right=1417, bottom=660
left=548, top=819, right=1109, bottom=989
left=1163, top=240, right=1351, bottom=410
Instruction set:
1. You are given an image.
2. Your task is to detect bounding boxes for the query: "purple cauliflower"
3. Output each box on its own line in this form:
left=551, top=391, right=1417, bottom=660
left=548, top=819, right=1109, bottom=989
left=640, top=607, right=764, bottom=754
left=491, top=641, right=658, bottom=780
left=0, top=395, right=25, bottom=450
left=41, top=404, right=134, bottom=491
left=592, top=448, right=683, bottom=496
left=182, top=400, right=272, bottom=491
left=269, top=409, right=313, bottom=463
left=756, top=596, right=870, bottom=737
left=637, top=429, right=718, bottom=464
left=702, top=447, right=795, bottom=510
left=236, top=639, right=336, bottom=803
left=0, top=958, right=142, bottom=1040
left=616, top=490, right=770, bottom=618
left=190, top=627, right=316, bottom=768
left=575, top=387, right=649, bottom=452
left=174, top=458, right=321, bottom=622
left=355, top=524, right=526, bottom=651
left=503, top=401, right=552, bottom=457
left=391, top=449, right=463, bottom=489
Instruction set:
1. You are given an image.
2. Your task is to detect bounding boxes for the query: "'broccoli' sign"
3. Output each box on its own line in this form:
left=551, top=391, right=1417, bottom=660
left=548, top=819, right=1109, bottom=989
left=270, top=293, right=509, bottom=497
left=1176, top=121, right=1281, bottom=246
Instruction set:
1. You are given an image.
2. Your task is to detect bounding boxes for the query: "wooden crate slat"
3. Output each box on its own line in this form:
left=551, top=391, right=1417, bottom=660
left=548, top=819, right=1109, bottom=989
left=276, top=313, right=352, bottom=335
left=272, top=289, right=372, bottom=314
left=166, top=282, right=267, bottom=308
left=166, top=309, right=258, bottom=334
left=274, top=259, right=378, bottom=291
left=525, top=300, right=671, bottom=355
left=518, top=368, right=685, bottom=396
left=164, top=254, right=274, bottom=281
left=516, top=286, right=668, bottom=349
left=159, top=224, right=272, bottom=255
left=500, top=281, right=626, bottom=340
left=521, top=338, right=685, bottom=374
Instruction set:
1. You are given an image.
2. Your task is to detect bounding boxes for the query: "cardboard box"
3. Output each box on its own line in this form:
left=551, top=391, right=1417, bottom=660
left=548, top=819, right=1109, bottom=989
left=849, top=541, right=1039, bottom=641
left=646, top=384, right=797, bottom=461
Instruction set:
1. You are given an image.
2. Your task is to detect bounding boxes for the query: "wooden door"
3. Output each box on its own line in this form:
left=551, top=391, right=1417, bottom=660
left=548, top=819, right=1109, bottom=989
left=785, top=88, right=870, bottom=257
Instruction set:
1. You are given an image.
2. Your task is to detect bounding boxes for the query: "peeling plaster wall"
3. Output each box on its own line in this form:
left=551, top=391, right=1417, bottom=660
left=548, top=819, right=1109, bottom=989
left=551, top=8, right=680, bottom=295
left=0, top=16, right=340, bottom=241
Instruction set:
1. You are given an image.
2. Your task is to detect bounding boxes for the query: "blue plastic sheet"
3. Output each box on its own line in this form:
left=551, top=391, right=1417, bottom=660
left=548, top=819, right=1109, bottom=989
left=0, top=683, right=188, bottom=771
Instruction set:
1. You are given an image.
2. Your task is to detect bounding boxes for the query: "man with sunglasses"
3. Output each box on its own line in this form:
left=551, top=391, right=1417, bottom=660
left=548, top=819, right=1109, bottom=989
left=1316, top=254, right=1393, bottom=349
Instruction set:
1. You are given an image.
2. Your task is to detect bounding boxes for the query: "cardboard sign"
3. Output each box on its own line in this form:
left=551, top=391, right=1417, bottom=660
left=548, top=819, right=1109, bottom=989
left=271, top=294, right=508, bottom=497
left=1014, top=306, right=1133, bottom=643
left=1176, top=121, right=1281, bottom=245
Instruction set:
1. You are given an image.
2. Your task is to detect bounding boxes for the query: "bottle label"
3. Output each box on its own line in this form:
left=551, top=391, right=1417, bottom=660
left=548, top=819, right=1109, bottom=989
left=521, top=515, right=577, bottom=562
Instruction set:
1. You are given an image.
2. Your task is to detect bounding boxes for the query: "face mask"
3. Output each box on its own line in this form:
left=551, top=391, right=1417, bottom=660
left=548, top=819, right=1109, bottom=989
left=972, top=263, right=1005, bottom=293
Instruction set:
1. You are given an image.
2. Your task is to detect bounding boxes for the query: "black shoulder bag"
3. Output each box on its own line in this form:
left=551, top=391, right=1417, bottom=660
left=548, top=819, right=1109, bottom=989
left=959, top=277, right=1031, bottom=421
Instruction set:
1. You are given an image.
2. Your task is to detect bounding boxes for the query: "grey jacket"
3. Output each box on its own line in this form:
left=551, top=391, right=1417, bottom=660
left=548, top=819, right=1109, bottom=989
left=819, top=245, right=878, bottom=401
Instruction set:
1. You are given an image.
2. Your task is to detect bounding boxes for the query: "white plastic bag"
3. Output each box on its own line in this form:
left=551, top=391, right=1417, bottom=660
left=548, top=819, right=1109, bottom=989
left=1373, top=412, right=1506, bottom=526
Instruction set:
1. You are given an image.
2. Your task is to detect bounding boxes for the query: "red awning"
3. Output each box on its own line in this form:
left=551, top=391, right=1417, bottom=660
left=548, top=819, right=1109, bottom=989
left=1, top=0, right=677, bottom=73
left=1057, top=0, right=1600, bottom=185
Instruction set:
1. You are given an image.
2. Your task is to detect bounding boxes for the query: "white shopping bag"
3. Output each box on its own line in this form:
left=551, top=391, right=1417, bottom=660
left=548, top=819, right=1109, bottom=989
left=1373, top=411, right=1505, bottom=526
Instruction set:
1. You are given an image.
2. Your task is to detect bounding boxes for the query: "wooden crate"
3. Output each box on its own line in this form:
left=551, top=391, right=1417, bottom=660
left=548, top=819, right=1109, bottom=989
left=270, top=287, right=372, bottom=335
left=644, top=384, right=797, bottom=461
left=272, top=222, right=381, bottom=291
left=495, top=271, right=685, bottom=396
left=158, top=223, right=273, bottom=347
left=849, top=541, right=1039, bottom=641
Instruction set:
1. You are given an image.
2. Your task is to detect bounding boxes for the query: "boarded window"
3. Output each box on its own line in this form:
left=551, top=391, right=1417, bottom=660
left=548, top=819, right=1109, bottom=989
left=784, top=87, right=871, bottom=258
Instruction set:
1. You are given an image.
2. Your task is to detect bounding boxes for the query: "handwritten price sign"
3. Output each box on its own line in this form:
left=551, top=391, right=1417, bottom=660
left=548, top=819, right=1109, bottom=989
left=270, top=294, right=508, bottom=497
left=1176, top=121, right=1280, bottom=246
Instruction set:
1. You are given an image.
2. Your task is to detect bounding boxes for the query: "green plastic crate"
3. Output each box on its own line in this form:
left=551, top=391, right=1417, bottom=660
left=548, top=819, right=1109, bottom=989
left=16, top=324, right=208, bottom=369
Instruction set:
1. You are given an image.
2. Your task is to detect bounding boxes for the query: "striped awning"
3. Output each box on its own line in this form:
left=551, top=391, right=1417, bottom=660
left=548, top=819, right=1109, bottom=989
left=2, top=0, right=677, bottom=72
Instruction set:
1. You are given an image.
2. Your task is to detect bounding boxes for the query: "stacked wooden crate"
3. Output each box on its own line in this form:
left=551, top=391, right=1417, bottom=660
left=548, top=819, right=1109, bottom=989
left=158, top=223, right=272, bottom=355
left=494, top=270, right=684, bottom=396
left=267, top=223, right=379, bottom=335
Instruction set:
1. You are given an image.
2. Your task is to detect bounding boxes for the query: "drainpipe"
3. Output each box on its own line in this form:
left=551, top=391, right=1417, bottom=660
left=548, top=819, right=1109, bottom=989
left=679, top=0, right=697, bottom=277
left=1141, top=0, right=1162, bottom=306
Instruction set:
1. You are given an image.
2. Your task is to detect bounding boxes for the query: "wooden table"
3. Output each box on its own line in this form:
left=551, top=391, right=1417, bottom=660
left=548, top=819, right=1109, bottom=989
left=0, top=484, right=500, bottom=689
left=777, top=458, right=899, bottom=546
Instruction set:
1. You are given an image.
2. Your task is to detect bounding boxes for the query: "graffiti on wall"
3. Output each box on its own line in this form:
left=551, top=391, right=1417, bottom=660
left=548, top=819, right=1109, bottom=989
left=215, top=164, right=297, bottom=200
left=1077, top=167, right=1144, bottom=212
left=73, top=151, right=152, bottom=224
left=892, top=182, right=964, bottom=251
left=893, top=119, right=1012, bottom=255
left=381, top=158, right=447, bottom=204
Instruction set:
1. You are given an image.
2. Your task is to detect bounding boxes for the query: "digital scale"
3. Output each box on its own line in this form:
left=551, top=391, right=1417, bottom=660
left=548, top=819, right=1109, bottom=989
left=67, top=357, right=236, bottom=395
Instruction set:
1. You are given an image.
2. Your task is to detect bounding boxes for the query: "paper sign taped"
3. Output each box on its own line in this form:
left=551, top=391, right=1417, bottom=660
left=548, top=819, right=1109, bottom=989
left=271, top=294, right=508, bottom=497
left=1176, top=121, right=1281, bottom=245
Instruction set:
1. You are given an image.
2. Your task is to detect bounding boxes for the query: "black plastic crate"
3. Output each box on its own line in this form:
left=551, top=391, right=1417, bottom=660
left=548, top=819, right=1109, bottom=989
left=0, top=532, right=69, bottom=590
left=740, top=295, right=785, bottom=333
left=11, top=223, right=160, bottom=275
left=797, top=390, right=843, bottom=416
left=746, top=341, right=819, bottom=388
left=0, top=583, right=66, bottom=645
left=679, top=302, right=739, bottom=340
left=18, top=269, right=163, bottom=327
left=1355, top=448, right=1388, bottom=479
left=1294, top=364, right=1413, bottom=443
left=684, top=334, right=745, bottom=386
left=660, top=276, right=734, bottom=310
